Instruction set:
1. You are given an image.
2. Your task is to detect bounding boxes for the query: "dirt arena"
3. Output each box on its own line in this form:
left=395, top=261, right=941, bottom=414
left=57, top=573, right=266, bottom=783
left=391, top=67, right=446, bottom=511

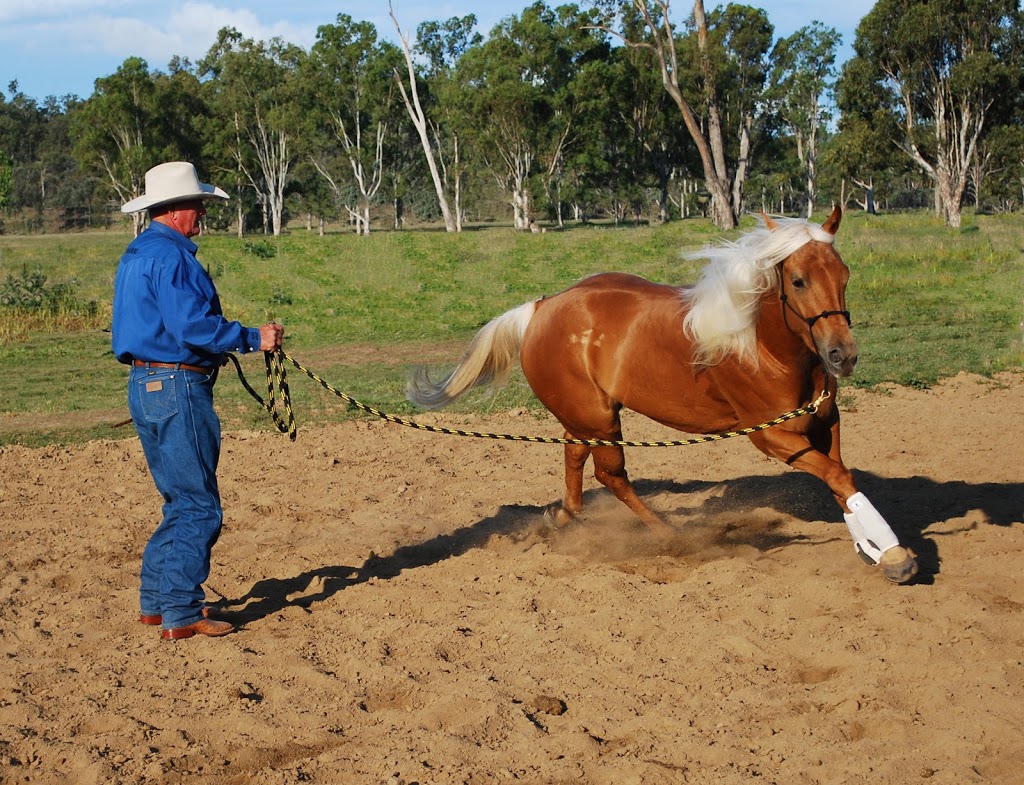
left=1, top=371, right=1022, bottom=784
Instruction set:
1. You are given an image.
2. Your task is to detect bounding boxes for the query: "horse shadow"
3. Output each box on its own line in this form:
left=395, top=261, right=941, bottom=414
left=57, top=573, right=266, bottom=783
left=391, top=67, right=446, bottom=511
left=633, top=470, right=1023, bottom=580
left=219, top=472, right=1022, bottom=622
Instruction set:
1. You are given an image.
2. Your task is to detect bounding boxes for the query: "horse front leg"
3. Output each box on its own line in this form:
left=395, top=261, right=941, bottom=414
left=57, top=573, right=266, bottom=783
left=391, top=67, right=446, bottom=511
left=749, top=426, right=918, bottom=584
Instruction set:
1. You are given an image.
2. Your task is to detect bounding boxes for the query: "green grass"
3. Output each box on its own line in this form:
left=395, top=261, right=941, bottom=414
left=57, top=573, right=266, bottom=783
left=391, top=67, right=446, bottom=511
left=1, top=212, right=1022, bottom=447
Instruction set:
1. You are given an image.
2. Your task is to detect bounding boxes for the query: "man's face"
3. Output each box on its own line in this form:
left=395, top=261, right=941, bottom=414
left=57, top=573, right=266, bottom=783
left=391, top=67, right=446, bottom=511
left=169, top=199, right=207, bottom=237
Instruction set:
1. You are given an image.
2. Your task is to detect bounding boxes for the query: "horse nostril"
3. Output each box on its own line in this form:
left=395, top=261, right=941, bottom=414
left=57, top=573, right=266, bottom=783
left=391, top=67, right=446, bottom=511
left=828, top=348, right=858, bottom=374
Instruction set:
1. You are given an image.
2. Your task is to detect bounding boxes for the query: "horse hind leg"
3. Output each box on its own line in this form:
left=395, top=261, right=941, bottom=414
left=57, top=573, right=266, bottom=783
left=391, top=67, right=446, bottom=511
left=590, top=445, right=676, bottom=537
left=546, top=441, right=591, bottom=527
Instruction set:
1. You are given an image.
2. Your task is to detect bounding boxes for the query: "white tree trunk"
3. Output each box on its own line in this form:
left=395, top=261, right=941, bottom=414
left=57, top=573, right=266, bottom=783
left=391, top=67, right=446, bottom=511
left=389, top=2, right=458, bottom=232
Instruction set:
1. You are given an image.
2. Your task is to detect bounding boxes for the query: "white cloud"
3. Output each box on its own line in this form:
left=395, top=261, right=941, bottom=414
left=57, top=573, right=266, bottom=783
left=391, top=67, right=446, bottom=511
left=7, top=3, right=318, bottom=70
left=0, top=0, right=121, bottom=24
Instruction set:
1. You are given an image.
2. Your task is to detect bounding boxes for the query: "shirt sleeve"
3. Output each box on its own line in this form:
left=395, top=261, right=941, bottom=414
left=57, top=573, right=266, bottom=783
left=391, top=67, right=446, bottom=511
left=155, top=252, right=263, bottom=355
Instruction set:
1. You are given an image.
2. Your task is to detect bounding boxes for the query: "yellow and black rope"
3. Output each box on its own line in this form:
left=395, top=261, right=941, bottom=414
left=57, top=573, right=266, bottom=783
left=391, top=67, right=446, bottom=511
left=225, top=352, right=297, bottom=441
left=229, top=349, right=828, bottom=448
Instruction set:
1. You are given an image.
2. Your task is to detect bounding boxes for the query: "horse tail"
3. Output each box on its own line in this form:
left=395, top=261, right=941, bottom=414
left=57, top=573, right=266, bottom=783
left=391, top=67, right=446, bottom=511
left=407, top=300, right=538, bottom=410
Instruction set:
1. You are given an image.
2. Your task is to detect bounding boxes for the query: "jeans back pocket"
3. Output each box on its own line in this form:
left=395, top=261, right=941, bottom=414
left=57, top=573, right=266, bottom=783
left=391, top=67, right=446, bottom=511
left=135, top=372, right=179, bottom=422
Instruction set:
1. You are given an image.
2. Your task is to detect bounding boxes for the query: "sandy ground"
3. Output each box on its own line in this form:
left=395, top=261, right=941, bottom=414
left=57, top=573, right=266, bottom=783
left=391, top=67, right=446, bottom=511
left=1, top=371, right=1022, bottom=785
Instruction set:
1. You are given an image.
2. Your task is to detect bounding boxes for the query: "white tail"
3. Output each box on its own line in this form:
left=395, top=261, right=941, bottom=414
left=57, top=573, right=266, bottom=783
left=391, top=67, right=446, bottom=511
left=407, top=301, right=538, bottom=409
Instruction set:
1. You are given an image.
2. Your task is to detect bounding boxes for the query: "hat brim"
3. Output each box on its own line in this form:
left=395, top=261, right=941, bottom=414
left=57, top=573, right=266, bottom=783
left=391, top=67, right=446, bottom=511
left=121, top=183, right=229, bottom=214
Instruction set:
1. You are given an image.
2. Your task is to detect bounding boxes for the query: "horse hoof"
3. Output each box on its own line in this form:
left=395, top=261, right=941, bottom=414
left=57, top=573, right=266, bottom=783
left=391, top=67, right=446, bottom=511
left=880, top=548, right=919, bottom=584
left=544, top=505, right=575, bottom=528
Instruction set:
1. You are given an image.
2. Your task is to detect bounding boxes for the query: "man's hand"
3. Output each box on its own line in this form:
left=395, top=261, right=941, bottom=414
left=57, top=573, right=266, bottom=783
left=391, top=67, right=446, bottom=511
left=259, top=322, right=285, bottom=351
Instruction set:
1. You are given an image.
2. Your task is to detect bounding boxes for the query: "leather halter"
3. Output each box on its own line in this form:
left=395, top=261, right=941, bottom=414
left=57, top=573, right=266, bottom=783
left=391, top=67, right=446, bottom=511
left=778, top=258, right=852, bottom=331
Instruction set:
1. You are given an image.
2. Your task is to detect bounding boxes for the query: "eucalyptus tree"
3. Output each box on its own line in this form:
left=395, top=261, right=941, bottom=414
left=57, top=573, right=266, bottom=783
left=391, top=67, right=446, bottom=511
left=199, top=28, right=305, bottom=236
left=850, top=0, right=1023, bottom=227
left=454, top=2, right=610, bottom=230
left=682, top=2, right=773, bottom=218
left=969, top=124, right=1024, bottom=212
left=70, top=58, right=171, bottom=234
left=0, top=151, right=11, bottom=216
left=305, top=15, right=402, bottom=235
left=388, top=1, right=458, bottom=232
left=38, top=97, right=86, bottom=214
left=287, top=158, right=335, bottom=234
left=0, top=83, right=51, bottom=213
left=831, top=56, right=904, bottom=214
left=415, top=15, right=483, bottom=230
left=574, top=33, right=691, bottom=224
left=377, top=74, right=428, bottom=228
left=558, top=53, right=621, bottom=221
left=767, top=22, right=841, bottom=218
left=591, top=1, right=770, bottom=228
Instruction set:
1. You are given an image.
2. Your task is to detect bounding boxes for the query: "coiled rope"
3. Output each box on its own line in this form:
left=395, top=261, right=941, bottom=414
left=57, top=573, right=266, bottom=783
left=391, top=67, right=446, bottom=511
left=228, top=349, right=830, bottom=448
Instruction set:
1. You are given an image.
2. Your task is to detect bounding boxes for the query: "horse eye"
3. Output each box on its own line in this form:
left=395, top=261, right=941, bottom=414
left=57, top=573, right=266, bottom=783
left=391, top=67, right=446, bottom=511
left=791, top=277, right=806, bottom=289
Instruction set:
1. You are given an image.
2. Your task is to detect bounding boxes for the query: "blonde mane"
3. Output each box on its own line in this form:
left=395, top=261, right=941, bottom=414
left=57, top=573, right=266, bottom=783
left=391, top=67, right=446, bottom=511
left=680, top=215, right=835, bottom=367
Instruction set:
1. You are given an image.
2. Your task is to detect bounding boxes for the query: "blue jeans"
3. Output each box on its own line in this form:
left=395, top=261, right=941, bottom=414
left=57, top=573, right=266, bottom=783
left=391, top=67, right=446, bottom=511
left=128, top=365, right=222, bottom=629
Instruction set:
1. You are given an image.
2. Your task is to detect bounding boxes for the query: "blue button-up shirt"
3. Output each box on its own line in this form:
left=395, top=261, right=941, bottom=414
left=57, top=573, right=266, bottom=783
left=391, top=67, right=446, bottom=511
left=112, top=221, right=261, bottom=367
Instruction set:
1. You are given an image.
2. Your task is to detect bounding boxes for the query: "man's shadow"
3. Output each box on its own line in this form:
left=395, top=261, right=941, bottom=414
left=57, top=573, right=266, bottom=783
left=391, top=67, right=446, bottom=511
left=214, top=501, right=544, bottom=625
left=217, top=471, right=1022, bottom=624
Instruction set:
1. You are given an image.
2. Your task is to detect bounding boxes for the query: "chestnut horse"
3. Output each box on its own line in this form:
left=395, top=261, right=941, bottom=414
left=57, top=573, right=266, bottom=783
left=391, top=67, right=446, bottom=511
left=409, top=207, right=918, bottom=583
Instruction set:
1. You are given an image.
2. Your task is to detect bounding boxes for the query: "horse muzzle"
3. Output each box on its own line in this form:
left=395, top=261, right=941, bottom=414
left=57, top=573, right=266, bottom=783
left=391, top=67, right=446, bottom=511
left=824, top=341, right=859, bottom=378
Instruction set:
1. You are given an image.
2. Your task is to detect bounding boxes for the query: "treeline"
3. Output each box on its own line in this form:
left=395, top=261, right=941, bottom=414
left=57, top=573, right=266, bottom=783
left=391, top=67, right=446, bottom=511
left=1, top=0, right=1022, bottom=235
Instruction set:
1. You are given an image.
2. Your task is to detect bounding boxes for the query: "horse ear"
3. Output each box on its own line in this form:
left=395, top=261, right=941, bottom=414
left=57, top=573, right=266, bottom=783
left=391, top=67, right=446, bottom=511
left=760, top=211, right=780, bottom=231
left=822, top=204, right=842, bottom=235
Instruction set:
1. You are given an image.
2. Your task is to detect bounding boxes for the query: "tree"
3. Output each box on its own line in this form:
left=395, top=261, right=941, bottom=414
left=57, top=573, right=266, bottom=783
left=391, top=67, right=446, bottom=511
left=200, top=29, right=305, bottom=236
left=768, top=22, right=841, bottom=218
left=0, top=83, right=58, bottom=216
left=455, top=2, right=609, bottom=230
left=831, top=56, right=903, bottom=214
left=851, top=0, right=1023, bottom=227
left=388, top=1, right=459, bottom=232
left=0, top=150, right=12, bottom=217
left=305, top=15, right=400, bottom=234
left=970, top=124, right=1024, bottom=212
left=70, top=58, right=164, bottom=234
left=593, top=0, right=759, bottom=228
left=682, top=3, right=773, bottom=219
left=416, top=15, right=483, bottom=230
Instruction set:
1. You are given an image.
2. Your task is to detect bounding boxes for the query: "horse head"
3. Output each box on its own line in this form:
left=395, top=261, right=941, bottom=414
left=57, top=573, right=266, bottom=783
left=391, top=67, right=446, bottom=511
left=772, top=205, right=859, bottom=378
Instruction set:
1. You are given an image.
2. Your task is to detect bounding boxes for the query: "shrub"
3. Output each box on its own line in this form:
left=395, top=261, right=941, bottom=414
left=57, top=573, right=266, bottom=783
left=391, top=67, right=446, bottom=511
left=0, top=264, right=91, bottom=313
left=242, top=240, right=277, bottom=259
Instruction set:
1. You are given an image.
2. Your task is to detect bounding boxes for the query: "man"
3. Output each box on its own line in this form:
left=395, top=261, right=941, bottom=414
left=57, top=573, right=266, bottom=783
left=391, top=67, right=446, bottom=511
left=113, top=161, right=284, bottom=640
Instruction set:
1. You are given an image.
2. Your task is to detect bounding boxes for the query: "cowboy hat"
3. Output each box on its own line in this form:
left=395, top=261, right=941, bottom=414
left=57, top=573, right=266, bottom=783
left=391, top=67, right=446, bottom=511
left=121, top=162, right=229, bottom=213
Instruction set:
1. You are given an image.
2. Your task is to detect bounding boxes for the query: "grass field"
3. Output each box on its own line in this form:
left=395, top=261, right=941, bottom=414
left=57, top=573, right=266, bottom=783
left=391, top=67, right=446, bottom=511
left=1, top=211, right=1022, bottom=447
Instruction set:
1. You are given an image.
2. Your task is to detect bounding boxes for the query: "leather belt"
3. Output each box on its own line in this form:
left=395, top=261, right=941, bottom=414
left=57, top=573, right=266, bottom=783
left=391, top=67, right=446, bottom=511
left=133, top=360, right=215, bottom=376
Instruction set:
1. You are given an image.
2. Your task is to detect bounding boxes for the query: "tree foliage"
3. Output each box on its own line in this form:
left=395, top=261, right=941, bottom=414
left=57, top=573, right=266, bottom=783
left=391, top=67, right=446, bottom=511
left=847, top=0, right=1024, bottom=226
left=199, top=29, right=306, bottom=236
left=3, top=1, right=1024, bottom=233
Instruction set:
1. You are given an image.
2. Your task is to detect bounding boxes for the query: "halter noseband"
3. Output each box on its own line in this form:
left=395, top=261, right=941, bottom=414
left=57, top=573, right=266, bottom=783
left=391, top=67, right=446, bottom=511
left=779, top=293, right=852, bottom=329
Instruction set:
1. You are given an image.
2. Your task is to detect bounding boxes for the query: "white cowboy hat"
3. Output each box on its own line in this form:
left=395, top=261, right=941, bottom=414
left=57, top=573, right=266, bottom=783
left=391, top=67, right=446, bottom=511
left=121, top=161, right=230, bottom=213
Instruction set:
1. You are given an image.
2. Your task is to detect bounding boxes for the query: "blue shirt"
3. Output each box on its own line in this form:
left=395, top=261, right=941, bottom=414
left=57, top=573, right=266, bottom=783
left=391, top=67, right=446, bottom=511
left=112, top=221, right=262, bottom=367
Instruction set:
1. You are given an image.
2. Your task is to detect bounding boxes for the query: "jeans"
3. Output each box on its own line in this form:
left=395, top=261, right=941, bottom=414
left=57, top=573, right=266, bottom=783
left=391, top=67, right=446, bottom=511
left=128, top=365, right=222, bottom=629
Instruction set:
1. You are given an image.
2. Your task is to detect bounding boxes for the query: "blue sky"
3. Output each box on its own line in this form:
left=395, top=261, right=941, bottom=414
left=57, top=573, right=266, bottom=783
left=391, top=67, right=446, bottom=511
left=1, top=1, right=876, bottom=103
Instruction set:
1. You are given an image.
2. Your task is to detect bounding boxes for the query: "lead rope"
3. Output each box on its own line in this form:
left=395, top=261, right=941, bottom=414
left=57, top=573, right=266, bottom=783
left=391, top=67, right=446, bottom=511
left=224, top=352, right=296, bottom=441
left=227, top=349, right=830, bottom=448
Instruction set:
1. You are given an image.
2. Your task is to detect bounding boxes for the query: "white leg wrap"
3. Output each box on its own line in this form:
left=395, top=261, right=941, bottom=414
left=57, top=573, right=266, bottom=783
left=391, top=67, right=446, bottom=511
left=843, top=492, right=900, bottom=565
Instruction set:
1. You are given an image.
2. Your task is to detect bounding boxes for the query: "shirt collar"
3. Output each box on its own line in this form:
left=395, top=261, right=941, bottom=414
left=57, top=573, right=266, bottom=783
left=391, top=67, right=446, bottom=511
left=146, top=219, right=199, bottom=255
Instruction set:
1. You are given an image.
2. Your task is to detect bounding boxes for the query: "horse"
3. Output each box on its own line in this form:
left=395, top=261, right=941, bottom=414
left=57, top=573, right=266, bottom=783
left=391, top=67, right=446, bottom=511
left=408, top=206, right=918, bottom=584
